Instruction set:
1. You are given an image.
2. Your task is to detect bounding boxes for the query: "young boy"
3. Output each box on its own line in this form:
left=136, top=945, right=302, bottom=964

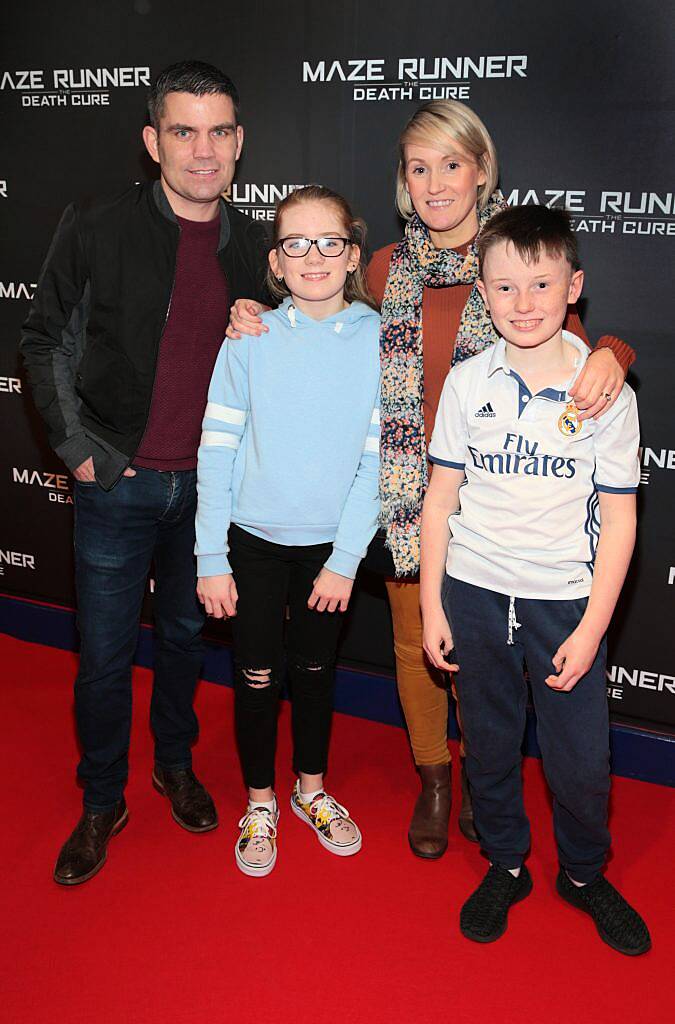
left=419, top=205, right=650, bottom=955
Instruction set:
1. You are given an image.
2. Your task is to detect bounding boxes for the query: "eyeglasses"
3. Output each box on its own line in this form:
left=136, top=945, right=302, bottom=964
left=277, top=236, right=351, bottom=258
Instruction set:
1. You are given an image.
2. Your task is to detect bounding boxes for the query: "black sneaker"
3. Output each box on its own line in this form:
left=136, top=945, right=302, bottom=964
left=556, top=869, right=651, bottom=956
left=460, top=863, right=533, bottom=942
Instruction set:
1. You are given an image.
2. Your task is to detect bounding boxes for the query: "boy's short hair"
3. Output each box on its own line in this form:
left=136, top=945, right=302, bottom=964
left=478, top=205, right=580, bottom=274
left=147, top=60, right=240, bottom=129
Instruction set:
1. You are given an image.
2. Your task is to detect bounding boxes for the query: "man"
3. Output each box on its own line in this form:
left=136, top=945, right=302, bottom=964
left=21, top=60, right=271, bottom=885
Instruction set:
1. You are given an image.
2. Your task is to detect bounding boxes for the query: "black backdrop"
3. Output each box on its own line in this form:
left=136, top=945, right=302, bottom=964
left=1, top=1, right=673, bottom=726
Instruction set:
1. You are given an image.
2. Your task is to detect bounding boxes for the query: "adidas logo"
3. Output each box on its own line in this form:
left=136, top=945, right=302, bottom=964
left=475, top=402, right=496, bottom=418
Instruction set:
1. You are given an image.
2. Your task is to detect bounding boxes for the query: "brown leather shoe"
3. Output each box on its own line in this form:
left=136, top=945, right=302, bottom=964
left=458, top=757, right=479, bottom=843
left=153, top=766, right=218, bottom=833
left=408, top=764, right=452, bottom=859
left=53, top=799, right=128, bottom=885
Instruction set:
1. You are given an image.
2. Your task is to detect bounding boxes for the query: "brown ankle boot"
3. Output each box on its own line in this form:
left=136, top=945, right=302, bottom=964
left=458, top=757, right=479, bottom=843
left=408, top=764, right=452, bottom=859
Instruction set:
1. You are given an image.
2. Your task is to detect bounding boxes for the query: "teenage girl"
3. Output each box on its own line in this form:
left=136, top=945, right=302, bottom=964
left=195, top=185, right=381, bottom=876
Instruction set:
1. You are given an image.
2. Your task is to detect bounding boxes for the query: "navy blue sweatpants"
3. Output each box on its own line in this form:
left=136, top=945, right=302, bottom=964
left=443, top=576, right=610, bottom=882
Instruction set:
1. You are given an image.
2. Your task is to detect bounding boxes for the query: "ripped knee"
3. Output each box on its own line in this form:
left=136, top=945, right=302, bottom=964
left=242, top=667, right=272, bottom=688
left=290, top=653, right=334, bottom=674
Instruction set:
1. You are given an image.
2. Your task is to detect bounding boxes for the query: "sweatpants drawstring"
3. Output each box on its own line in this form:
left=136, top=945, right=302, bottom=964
left=507, top=596, right=521, bottom=645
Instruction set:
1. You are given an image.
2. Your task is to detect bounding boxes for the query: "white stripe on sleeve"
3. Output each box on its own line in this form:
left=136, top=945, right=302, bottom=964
left=204, top=402, right=247, bottom=426
left=200, top=431, right=241, bottom=449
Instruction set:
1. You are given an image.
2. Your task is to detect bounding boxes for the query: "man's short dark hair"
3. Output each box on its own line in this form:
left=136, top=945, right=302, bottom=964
left=478, top=205, right=580, bottom=274
left=148, top=60, right=240, bottom=129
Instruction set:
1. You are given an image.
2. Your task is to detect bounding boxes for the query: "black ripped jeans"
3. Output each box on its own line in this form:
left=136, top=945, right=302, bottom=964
left=228, top=525, right=345, bottom=790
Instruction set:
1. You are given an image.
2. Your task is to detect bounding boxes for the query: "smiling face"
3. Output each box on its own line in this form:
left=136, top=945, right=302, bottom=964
left=268, top=199, right=360, bottom=320
left=477, top=240, right=584, bottom=349
left=404, top=140, right=486, bottom=248
left=142, top=91, right=243, bottom=220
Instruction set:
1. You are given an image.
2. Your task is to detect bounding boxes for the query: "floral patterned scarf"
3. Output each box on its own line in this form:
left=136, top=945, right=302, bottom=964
left=379, top=190, right=507, bottom=576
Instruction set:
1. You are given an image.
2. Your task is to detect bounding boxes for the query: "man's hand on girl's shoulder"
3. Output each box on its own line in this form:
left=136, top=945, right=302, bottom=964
left=308, top=568, right=353, bottom=613
left=197, top=573, right=238, bottom=619
left=226, top=299, right=270, bottom=339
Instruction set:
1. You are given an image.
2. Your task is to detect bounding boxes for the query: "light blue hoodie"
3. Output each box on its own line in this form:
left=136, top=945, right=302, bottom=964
left=195, top=297, right=381, bottom=579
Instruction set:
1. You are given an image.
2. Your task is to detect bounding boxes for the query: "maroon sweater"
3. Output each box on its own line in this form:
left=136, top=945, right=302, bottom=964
left=134, top=214, right=230, bottom=470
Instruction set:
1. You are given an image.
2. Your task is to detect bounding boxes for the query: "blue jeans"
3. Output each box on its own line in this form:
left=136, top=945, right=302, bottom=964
left=443, top=576, right=610, bottom=882
left=73, top=468, right=204, bottom=810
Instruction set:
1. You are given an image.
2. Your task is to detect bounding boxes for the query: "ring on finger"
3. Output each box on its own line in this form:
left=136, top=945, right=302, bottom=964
left=603, top=391, right=613, bottom=402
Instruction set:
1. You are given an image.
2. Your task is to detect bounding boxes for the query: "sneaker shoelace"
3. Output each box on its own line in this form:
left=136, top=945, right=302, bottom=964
left=576, top=877, right=648, bottom=943
left=307, top=792, right=351, bottom=828
left=238, top=807, right=277, bottom=845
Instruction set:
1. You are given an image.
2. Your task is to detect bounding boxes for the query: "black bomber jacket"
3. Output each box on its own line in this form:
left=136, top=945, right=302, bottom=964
left=21, top=180, right=271, bottom=489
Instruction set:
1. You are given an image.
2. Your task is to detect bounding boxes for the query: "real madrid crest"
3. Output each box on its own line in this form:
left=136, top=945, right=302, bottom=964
left=558, top=402, right=582, bottom=436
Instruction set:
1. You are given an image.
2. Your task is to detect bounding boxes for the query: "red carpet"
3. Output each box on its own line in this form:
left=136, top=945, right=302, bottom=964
left=1, top=634, right=673, bottom=1024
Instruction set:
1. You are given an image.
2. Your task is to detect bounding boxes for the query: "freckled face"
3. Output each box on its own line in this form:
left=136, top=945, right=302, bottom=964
left=404, top=140, right=486, bottom=246
left=268, top=200, right=359, bottom=316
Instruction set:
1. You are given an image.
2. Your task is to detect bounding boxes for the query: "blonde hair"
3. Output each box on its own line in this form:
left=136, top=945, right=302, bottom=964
left=266, top=185, right=378, bottom=311
left=395, top=100, right=499, bottom=219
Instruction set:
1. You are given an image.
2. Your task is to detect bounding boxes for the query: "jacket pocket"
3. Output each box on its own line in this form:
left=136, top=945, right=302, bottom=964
left=76, top=339, right=134, bottom=432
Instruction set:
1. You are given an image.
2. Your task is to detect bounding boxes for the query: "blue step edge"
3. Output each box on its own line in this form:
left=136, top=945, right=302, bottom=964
left=2, top=593, right=673, bottom=787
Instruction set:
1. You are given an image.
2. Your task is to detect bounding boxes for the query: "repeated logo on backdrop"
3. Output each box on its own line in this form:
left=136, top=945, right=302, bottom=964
left=607, top=664, right=675, bottom=703
left=507, top=188, right=675, bottom=237
left=0, top=548, right=36, bottom=576
left=0, top=376, right=22, bottom=394
left=0, top=67, right=150, bottom=108
left=639, top=447, right=675, bottom=486
left=0, top=282, right=36, bottom=300
left=302, top=54, right=528, bottom=103
left=1, top=10, right=672, bottom=729
left=11, top=467, right=72, bottom=505
left=227, top=183, right=307, bottom=221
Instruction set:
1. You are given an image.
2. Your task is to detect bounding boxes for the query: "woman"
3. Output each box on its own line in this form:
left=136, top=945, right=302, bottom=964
left=226, top=100, right=634, bottom=860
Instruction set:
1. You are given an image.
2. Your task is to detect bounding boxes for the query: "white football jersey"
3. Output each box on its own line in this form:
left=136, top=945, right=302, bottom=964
left=428, top=332, right=640, bottom=599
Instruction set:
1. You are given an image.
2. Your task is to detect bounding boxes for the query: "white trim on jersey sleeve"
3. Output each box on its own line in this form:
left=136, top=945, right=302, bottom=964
left=428, top=369, right=468, bottom=469
left=593, top=383, right=640, bottom=493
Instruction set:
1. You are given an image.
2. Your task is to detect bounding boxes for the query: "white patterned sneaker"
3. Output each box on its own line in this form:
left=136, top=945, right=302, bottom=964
left=234, top=803, right=279, bottom=877
left=290, top=781, right=362, bottom=856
